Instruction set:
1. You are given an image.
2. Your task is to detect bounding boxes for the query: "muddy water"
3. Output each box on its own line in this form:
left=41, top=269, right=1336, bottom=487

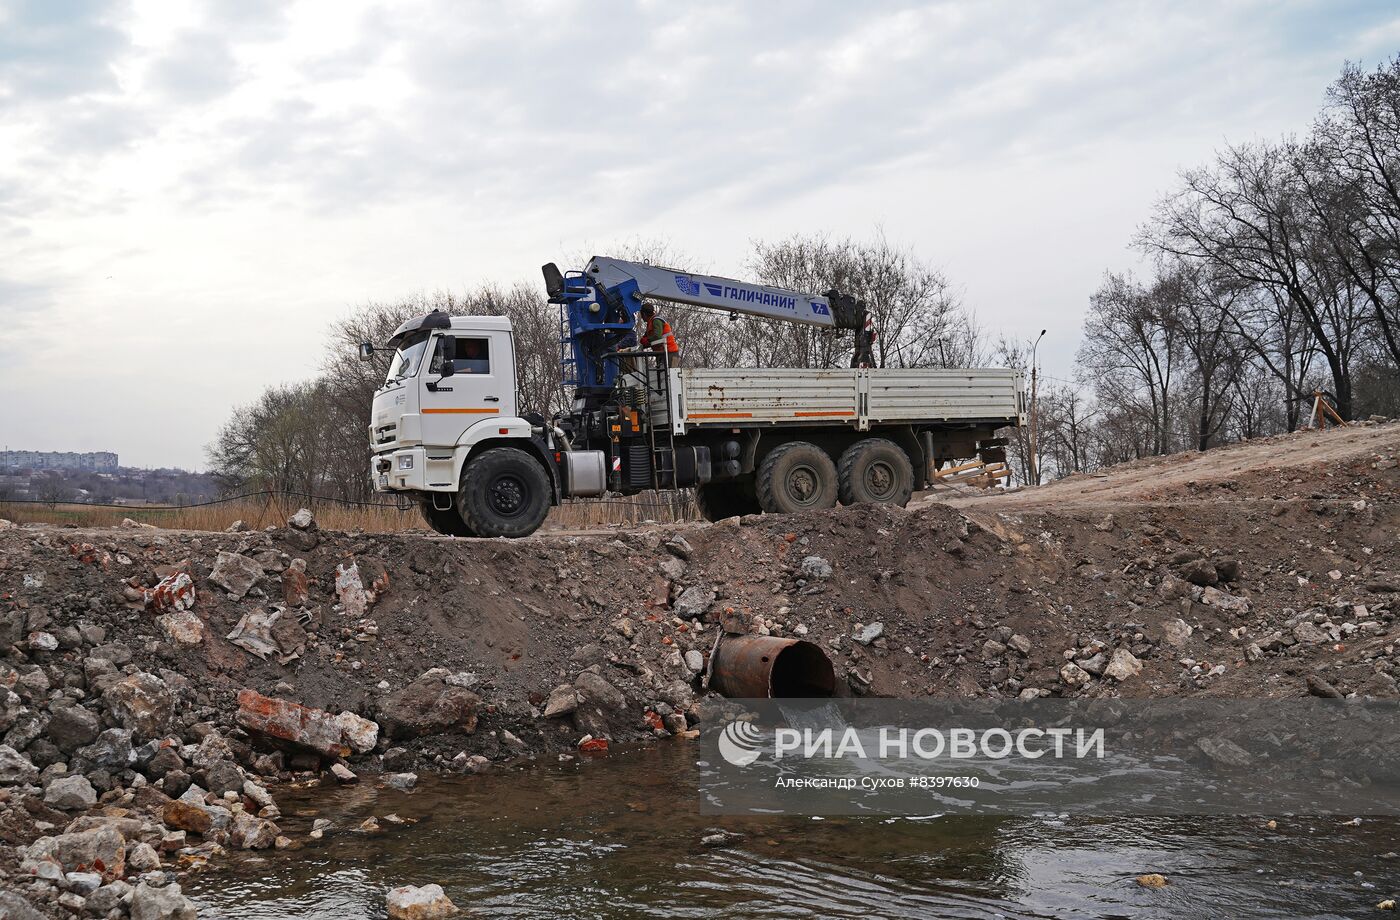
left=187, top=742, right=1398, bottom=919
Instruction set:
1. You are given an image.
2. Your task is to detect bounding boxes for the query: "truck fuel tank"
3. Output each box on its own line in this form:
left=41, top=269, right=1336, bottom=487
left=563, top=450, right=606, bottom=498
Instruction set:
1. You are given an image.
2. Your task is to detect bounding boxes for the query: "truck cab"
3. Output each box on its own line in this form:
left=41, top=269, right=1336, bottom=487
left=368, top=311, right=594, bottom=537
left=370, top=311, right=519, bottom=483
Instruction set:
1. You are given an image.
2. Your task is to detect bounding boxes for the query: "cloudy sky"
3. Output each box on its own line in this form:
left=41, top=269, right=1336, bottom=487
left=2, top=0, right=1398, bottom=470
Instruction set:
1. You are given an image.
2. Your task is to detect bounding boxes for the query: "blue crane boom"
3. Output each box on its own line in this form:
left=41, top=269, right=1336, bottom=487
left=543, top=255, right=866, bottom=391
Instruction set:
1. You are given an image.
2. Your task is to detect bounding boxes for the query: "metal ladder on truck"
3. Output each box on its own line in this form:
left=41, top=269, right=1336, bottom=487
left=628, top=348, right=678, bottom=491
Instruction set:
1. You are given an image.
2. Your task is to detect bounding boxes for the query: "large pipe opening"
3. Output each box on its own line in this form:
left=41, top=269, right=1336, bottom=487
left=709, top=636, right=836, bottom=698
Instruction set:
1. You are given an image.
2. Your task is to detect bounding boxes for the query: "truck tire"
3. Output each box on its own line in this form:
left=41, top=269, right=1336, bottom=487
left=838, top=438, right=914, bottom=506
left=457, top=447, right=551, bottom=538
left=419, top=500, right=476, bottom=537
left=694, top=480, right=758, bottom=522
left=756, top=441, right=838, bottom=514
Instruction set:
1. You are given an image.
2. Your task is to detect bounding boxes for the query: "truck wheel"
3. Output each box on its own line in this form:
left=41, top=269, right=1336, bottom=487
left=838, top=438, right=913, bottom=506
left=419, top=500, right=476, bottom=537
left=694, top=481, right=758, bottom=522
left=457, top=448, right=551, bottom=538
left=756, top=441, right=838, bottom=514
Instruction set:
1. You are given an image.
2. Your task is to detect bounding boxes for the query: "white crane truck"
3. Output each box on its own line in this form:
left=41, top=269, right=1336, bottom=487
left=364, top=256, right=1024, bottom=538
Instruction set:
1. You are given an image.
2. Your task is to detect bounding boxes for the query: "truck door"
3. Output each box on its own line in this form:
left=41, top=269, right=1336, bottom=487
left=419, top=331, right=517, bottom=447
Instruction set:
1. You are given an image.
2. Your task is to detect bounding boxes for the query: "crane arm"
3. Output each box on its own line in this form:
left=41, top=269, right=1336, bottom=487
left=585, top=256, right=863, bottom=330
left=543, top=254, right=871, bottom=391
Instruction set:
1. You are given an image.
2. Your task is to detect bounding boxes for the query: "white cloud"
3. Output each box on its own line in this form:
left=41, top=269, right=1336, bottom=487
left=0, top=0, right=1393, bottom=467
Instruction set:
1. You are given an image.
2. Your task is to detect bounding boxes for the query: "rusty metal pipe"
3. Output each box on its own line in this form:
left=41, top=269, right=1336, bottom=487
left=709, top=636, right=836, bottom=698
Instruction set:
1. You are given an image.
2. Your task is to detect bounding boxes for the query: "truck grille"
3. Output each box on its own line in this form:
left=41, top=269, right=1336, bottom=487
left=375, top=424, right=398, bottom=445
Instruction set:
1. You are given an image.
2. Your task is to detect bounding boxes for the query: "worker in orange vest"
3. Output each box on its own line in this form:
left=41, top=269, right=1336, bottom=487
left=638, top=302, right=680, bottom=367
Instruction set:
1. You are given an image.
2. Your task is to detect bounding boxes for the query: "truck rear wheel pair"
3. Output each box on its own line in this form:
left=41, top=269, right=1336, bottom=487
left=753, top=438, right=913, bottom=515
left=837, top=437, right=914, bottom=506
left=756, top=441, right=839, bottom=513
left=420, top=447, right=551, bottom=538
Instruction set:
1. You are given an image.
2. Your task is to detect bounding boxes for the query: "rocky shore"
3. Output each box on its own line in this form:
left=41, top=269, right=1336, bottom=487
left=0, top=423, right=1396, bottom=917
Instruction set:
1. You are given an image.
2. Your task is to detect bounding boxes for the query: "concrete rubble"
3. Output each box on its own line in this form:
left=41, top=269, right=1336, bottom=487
left=386, top=883, right=459, bottom=919
left=0, top=422, right=1394, bottom=914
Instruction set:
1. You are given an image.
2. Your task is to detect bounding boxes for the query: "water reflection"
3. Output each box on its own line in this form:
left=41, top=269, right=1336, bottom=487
left=187, top=742, right=1399, bottom=919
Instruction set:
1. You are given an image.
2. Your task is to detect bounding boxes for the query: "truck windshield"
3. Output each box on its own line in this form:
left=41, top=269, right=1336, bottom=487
left=385, top=332, right=431, bottom=382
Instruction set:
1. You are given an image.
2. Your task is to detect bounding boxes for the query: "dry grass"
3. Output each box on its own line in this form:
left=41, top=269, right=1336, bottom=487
left=0, top=491, right=699, bottom=534
left=0, top=499, right=424, bottom=533
left=544, top=491, right=699, bottom=529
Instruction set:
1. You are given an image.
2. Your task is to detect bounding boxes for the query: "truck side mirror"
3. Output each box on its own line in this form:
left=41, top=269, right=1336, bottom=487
left=438, top=360, right=456, bottom=378
left=358, top=343, right=375, bottom=361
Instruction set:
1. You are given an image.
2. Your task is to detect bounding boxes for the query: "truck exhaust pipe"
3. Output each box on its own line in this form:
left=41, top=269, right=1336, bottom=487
left=708, top=636, right=836, bottom=698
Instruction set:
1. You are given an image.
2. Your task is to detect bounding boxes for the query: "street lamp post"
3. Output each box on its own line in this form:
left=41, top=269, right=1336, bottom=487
left=1029, top=329, right=1046, bottom=486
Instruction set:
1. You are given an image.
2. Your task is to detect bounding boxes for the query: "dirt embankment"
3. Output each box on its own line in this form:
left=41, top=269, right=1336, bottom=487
left=0, top=421, right=1397, bottom=917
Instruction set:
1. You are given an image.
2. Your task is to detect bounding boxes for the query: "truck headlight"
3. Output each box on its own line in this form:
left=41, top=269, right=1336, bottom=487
left=398, top=455, right=414, bottom=471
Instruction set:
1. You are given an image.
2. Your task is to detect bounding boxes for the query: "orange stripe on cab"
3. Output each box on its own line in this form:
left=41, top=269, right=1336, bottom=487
left=421, top=408, right=499, bottom=414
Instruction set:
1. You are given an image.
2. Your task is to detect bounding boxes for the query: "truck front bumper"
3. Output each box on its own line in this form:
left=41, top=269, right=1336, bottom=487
left=371, top=447, right=461, bottom=493
left=371, top=448, right=430, bottom=493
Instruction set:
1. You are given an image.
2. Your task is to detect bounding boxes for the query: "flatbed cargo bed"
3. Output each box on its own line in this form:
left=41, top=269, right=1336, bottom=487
left=660, top=367, right=1025, bottom=434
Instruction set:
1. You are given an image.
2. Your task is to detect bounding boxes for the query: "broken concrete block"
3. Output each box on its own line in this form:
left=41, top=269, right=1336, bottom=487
left=673, top=585, right=715, bottom=618
left=103, top=672, right=175, bottom=739
left=145, top=572, right=195, bottom=612
left=335, top=562, right=369, bottom=617
left=1200, top=586, right=1251, bottom=615
left=378, top=674, right=480, bottom=740
left=158, top=611, right=205, bottom=646
left=1104, top=648, right=1142, bottom=681
left=235, top=689, right=349, bottom=758
left=209, top=551, right=263, bottom=599
left=1059, top=662, right=1091, bottom=687
left=386, top=884, right=459, bottom=920
left=288, top=508, right=317, bottom=531
left=542, top=685, right=577, bottom=718
left=336, top=711, right=379, bottom=754
left=281, top=558, right=310, bottom=607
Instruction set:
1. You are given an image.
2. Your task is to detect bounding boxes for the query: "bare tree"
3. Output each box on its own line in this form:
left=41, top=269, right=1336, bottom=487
left=1077, top=272, right=1180, bottom=456
left=36, top=475, right=74, bottom=506
left=1165, top=264, right=1245, bottom=451
left=746, top=230, right=979, bottom=369
left=1037, top=384, right=1101, bottom=477
left=1222, top=284, right=1320, bottom=431
left=1144, top=140, right=1367, bottom=418
left=206, top=381, right=341, bottom=497
left=1308, top=59, right=1400, bottom=369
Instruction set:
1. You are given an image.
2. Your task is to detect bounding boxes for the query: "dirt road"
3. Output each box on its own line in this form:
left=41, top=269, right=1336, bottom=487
left=929, top=421, right=1400, bottom=512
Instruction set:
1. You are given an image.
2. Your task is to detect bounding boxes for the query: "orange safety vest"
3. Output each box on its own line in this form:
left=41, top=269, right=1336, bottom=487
left=642, top=316, right=680, bottom=353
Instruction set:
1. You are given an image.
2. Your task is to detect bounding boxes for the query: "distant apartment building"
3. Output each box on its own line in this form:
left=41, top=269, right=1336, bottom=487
left=0, top=450, right=119, bottom=472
